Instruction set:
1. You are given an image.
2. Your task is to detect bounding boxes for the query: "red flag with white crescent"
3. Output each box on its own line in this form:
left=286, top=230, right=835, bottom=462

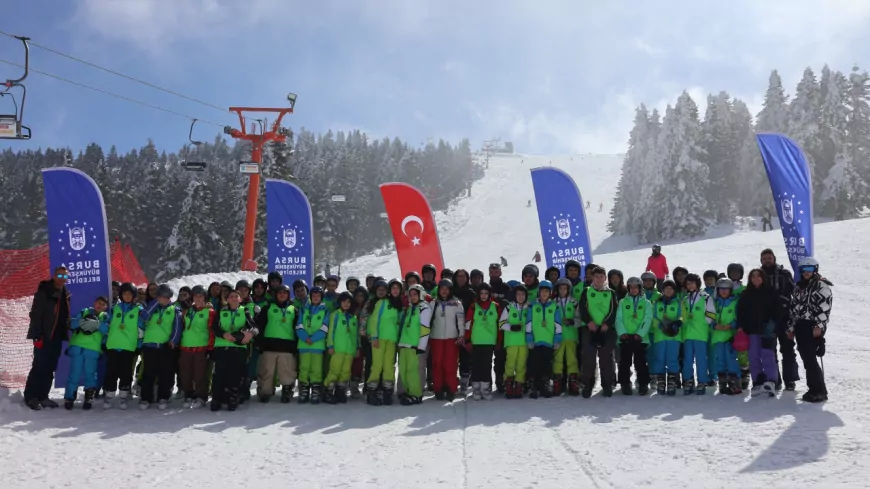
left=379, top=182, right=445, bottom=277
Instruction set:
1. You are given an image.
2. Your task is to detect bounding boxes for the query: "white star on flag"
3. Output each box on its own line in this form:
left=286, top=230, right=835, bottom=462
left=411, top=236, right=421, bottom=246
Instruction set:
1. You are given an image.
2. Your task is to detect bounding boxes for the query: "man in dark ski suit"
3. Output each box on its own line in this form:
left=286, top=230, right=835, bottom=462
left=24, top=266, right=72, bottom=410
left=761, top=249, right=799, bottom=390
left=488, top=263, right=512, bottom=393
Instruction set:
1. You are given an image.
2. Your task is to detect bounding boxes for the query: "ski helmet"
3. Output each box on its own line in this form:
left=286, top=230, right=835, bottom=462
left=156, top=284, right=174, bottom=299
left=252, top=278, right=267, bottom=291
left=684, top=273, right=702, bottom=288
left=274, top=284, right=291, bottom=298
left=661, top=279, right=677, bottom=292
left=373, top=279, right=388, bottom=292
left=726, top=263, right=744, bottom=280
left=607, top=269, right=624, bottom=282
left=555, top=278, right=572, bottom=291
left=235, top=279, right=251, bottom=291
left=438, top=278, right=453, bottom=289
left=326, top=274, right=340, bottom=284
left=387, top=278, right=404, bottom=292
left=703, top=270, right=719, bottom=281
left=267, top=271, right=282, bottom=283
left=314, top=274, right=327, bottom=284
left=565, top=259, right=582, bottom=273
left=440, top=268, right=454, bottom=280
left=337, top=291, right=353, bottom=304
left=477, top=282, right=492, bottom=294
left=506, top=280, right=521, bottom=289
left=404, top=271, right=421, bottom=283
left=309, top=286, right=324, bottom=296
left=513, top=284, right=528, bottom=300
left=190, top=285, right=207, bottom=297
left=292, top=279, right=309, bottom=293
left=626, top=276, right=642, bottom=288
left=716, top=278, right=734, bottom=289
left=673, top=267, right=688, bottom=278
left=652, top=244, right=661, bottom=253
left=120, top=282, right=137, bottom=300
left=538, top=280, right=553, bottom=290
left=640, top=271, right=657, bottom=282
left=422, top=263, right=437, bottom=277
left=353, top=286, right=368, bottom=300
left=522, top=264, right=539, bottom=278
left=470, top=269, right=484, bottom=281
left=798, top=256, right=819, bottom=273
left=111, top=280, right=121, bottom=288
left=407, top=284, right=426, bottom=298
left=345, top=276, right=360, bottom=288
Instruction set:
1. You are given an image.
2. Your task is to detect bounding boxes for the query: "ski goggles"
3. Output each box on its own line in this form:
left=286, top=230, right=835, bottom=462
left=56, top=273, right=69, bottom=279
left=798, top=266, right=816, bottom=274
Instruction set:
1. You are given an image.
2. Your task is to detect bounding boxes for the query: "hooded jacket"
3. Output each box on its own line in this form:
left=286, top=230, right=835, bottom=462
left=736, top=282, right=778, bottom=335
left=26, top=280, right=71, bottom=341
left=429, top=291, right=465, bottom=340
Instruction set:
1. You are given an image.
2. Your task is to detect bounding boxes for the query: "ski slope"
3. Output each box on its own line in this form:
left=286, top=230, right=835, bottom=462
left=1, top=154, right=868, bottom=488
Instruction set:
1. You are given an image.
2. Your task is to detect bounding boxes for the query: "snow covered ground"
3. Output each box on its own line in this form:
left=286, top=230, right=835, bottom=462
left=1, top=153, right=868, bottom=488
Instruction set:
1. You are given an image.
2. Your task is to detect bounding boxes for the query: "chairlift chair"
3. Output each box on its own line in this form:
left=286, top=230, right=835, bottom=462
left=1, top=36, right=32, bottom=140
left=180, top=119, right=207, bottom=171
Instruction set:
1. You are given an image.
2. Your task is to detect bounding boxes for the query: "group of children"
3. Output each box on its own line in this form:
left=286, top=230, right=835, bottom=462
left=59, top=250, right=833, bottom=411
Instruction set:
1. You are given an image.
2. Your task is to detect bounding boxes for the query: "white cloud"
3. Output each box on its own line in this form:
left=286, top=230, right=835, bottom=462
left=633, top=38, right=664, bottom=56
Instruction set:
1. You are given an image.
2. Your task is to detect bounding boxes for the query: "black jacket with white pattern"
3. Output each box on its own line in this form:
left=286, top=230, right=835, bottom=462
left=787, top=275, right=833, bottom=333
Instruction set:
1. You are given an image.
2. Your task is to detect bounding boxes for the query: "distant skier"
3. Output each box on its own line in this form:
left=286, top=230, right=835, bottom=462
left=585, top=201, right=590, bottom=209
left=761, top=207, right=773, bottom=232
left=598, top=203, right=604, bottom=212
left=645, top=244, right=669, bottom=290
left=500, top=256, right=508, bottom=267
left=527, top=200, right=531, bottom=207
left=533, top=251, right=542, bottom=263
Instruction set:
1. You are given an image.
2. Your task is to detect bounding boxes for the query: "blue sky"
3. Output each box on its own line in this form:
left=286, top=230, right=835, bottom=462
left=2, top=0, right=869, bottom=155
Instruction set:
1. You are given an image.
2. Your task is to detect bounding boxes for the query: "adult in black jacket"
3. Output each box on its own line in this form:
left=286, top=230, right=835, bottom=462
left=760, top=248, right=798, bottom=390
left=452, top=269, right=476, bottom=388
left=488, top=263, right=512, bottom=393
left=577, top=267, right=620, bottom=397
left=24, top=266, right=72, bottom=410
left=737, top=269, right=779, bottom=391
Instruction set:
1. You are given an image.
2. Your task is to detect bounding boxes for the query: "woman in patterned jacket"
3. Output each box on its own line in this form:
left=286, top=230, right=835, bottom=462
left=787, top=257, right=833, bottom=403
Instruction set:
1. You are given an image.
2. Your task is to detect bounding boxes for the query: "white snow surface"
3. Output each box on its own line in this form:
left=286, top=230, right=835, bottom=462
left=1, top=154, right=868, bottom=488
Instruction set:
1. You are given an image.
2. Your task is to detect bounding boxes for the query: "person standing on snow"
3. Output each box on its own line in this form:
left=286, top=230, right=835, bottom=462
left=464, top=283, right=503, bottom=401
left=62, top=296, right=110, bottom=410
left=787, top=257, right=832, bottom=403
left=178, top=286, right=214, bottom=409
left=397, top=285, right=432, bottom=405
left=254, top=284, right=298, bottom=404
left=533, top=251, right=542, bottom=263
left=646, top=245, right=669, bottom=290
left=615, top=277, right=652, bottom=396
left=578, top=267, right=619, bottom=398
left=428, top=279, right=465, bottom=401
left=24, top=266, right=72, bottom=410
left=324, top=292, right=360, bottom=404
left=488, top=263, right=512, bottom=393
left=737, top=269, right=779, bottom=397
left=138, top=284, right=183, bottom=410
left=525, top=280, right=561, bottom=399
left=679, top=274, right=714, bottom=396
left=499, top=284, right=531, bottom=399
left=760, top=249, right=798, bottom=391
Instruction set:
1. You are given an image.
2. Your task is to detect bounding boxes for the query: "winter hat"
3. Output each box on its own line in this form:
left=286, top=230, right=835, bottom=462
left=156, top=284, right=173, bottom=299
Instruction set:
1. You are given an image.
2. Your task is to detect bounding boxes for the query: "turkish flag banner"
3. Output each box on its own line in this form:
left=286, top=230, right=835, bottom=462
left=379, top=182, right=445, bottom=277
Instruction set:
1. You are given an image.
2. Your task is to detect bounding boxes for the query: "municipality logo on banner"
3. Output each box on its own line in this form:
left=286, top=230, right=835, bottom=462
left=530, top=167, right=593, bottom=277
left=56, top=220, right=102, bottom=284
left=266, top=179, right=314, bottom=291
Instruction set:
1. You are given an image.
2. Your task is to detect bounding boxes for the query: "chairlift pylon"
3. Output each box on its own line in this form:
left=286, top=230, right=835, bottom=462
left=0, top=35, right=32, bottom=140
left=180, top=119, right=207, bottom=171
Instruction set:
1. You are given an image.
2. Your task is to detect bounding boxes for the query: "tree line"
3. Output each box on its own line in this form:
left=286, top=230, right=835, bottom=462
left=0, top=129, right=477, bottom=280
left=610, top=64, right=870, bottom=243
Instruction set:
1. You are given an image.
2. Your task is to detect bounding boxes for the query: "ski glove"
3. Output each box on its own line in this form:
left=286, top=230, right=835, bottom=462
left=527, top=343, right=534, bottom=350
left=510, top=324, right=522, bottom=332
left=416, top=348, right=426, bottom=355
left=816, top=337, right=826, bottom=357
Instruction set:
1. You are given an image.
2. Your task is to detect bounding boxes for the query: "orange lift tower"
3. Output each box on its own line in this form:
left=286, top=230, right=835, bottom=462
left=223, top=93, right=296, bottom=271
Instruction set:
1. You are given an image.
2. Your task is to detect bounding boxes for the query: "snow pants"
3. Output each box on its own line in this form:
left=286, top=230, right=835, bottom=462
left=299, top=352, right=324, bottom=384
left=707, top=340, right=716, bottom=382
left=458, top=343, right=472, bottom=383
left=367, top=339, right=396, bottom=384
left=103, top=349, right=136, bottom=394
left=681, top=339, right=710, bottom=384
left=96, top=350, right=107, bottom=392
left=398, top=348, right=422, bottom=397
left=618, top=339, right=649, bottom=387
left=23, top=338, right=63, bottom=403
left=325, top=352, right=354, bottom=386
left=397, top=349, right=427, bottom=395
left=246, top=347, right=260, bottom=387
left=178, top=349, right=209, bottom=401
left=212, top=347, right=247, bottom=405
left=258, top=351, right=297, bottom=394
left=351, top=338, right=366, bottom=382
left=552, top=340, right=579, bottom=375
left=528, top=345, right=554, bottom=382
left=63, top=346, right=101, bottom=400
left=650, top=340, right=680, bottom=375
left=737, top=350, right=749, bottom=371
left=711, top=342, right=739, bottom=376
left=580, top=328, right=616, bottom=388
left=493, top=347, right=506, bottom=386
left=504, top=345, right=528, bottom=383
left=748, top=334, right=777, bottom=384
left=794, top=319, right=827, bottom=395
left=140, top=347, right=175, bottom=403
left=471, top=345, right=495, bottom=383
left=646, top=339, right=656, bottom=377
left=429, top=338, right=459, bottom=393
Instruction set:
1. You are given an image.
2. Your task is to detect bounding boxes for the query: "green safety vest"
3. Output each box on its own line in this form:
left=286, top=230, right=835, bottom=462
left=571, top=281, right=585, bottom=303
left=300, top=304, right=329, bottom=350
left=711, top=297, right=739, bottom=344
left=681, top=293, right=712, bottom=342
left=555, top=296, right=579, bottom=341
left=584, top=287, right=614, bottom=326
left=503, top=303, right=529, bottom=348
left=652, top=298, right=683, bottom=343
left=529, top=300, right=559, bottom=345
left=328, top=310, right=358, bottom=354
left=69, top=310, right=107, bottom=352
left=644, top=288, right=662, bottom=303
left=367, top=298, right=400, bottom=342
left=263, top=303, right=297, bottom=341
left=106, top=303, right=141, bottom=351
left=618, top=295, right=649, bottom=336
left=182, top=307, right=211, bottom=348
left=213, top=308, right=249, bottom=348
left=143, top=304, right=177, bottom=344
left=398, top=304, right=426, bottom=349
left=471, top=301, right=499, bottom=345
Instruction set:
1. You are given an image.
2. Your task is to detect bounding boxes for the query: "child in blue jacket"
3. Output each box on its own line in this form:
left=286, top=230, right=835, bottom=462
left=63, top=296, right=110, bottom=410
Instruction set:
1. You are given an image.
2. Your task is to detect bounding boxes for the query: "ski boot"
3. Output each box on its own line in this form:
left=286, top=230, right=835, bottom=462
left=539, top=378, right=553, bottom=399
left=445, top=389, right=456, bottom=402
left=785, top=381, right=796, bottom=391
left=381, top=382, right=394, bottom=406
left=528, top=377, right=539, bottom=399
left=460, top=374, right=470, bottom=392
left=102, top=391, right=114, bottom=410
left=740, top=368, right=751, bottom=391
left=602, top=384, right=613, bottom=398
left=495, top=373, right=505, bottom=394
left=64, top=397, right=75, bottom=410
left=435, top=389, right=446, bottom=401
left=638, top=381, right=649, bottom=396
left=309, top=384, right=322, bottom=405
left=696, top=379, right=706, bottom=395
left=324, top=383, right=338, bottom=405
left=158, top=399, right=169, bottom=410
left=226, top=387, right=240, bottom=411
left=139, top=400, right=151, bottom=410
left=706, top=379, right=717, bottom=387
left=117, top=390, right=130, bottom=410
left=482, top=382, right=493, bottom=401
left=471, top=382, right=482, bottom=401
left=666, top=374, right=678, bottom=396
left=801, top=391, right=827, bottom=403
left=656, top=374, right=666, bottom=395
left=336, top=382, right=349, bottom=403
left=192, top=398, right=206, bottom=409
left=717, top=374, right=728, bottom=395
left=762, top=381, right=776, bottom=397
left=728, top=374, right=742, bottom=395
left=568, top=374, right=581, bottom=396
left=366, top=382, right=382, bottom=406
left=683, top=378, right=695, bottom=396
left=280, top=385, right=294, bottom=404
left=503, top=377, right=515, bottom=399
left=185, top=397, right=196, bottom=407
left=298, top=382, right=311, bottom=404
left=350, top=381, right=362, bottom=399
left=552, top=377, right=564, bottom=397
left=82, top=389, right=95, bottom=410
left=621, top=384, right=633, bottom=396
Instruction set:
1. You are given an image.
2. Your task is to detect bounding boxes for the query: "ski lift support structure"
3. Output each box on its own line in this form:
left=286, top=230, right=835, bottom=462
left=1, top=35, right=31, bottom=140
left=223, top=93, right=296, bottom=271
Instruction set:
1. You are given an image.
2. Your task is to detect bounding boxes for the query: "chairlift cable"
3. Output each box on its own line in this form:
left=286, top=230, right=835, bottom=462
left=0, top=58, right=224, bottom=127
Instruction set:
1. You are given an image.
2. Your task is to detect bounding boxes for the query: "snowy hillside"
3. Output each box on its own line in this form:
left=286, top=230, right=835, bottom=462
left=340, top=153, right=623, bottom=279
